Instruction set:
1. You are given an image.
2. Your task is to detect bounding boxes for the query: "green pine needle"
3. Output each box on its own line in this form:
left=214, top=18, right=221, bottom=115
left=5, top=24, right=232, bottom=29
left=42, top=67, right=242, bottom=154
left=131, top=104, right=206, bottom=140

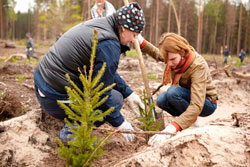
left=56, top=29, right=116, bottom=167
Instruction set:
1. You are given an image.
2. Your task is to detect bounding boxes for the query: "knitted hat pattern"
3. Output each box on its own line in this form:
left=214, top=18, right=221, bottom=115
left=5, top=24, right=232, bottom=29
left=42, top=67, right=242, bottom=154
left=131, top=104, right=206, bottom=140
left=115, top=2, right=145, bottom=33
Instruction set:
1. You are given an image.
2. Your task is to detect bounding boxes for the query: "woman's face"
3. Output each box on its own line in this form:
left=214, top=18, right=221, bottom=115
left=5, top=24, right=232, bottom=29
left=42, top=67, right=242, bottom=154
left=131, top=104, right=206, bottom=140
left=120, top=28, right=139, bottom=45
left=167, top=52, right=182, bottom=69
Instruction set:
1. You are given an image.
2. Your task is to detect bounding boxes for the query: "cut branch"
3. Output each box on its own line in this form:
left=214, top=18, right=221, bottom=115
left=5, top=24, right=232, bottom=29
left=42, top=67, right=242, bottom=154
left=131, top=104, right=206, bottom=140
left=21, top=83, right=34, bottom=90
left=211, top=65, right=230, bottom=76
left=93, top=127, right=175, bottom=136
left=231, top=71, right=250, bottom=79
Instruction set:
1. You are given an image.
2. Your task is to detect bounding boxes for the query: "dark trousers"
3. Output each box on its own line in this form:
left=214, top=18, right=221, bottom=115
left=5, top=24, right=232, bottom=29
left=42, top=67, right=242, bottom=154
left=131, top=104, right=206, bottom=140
left=35, top=85, right=124, bottom=126
left=156, top=86, right=217, bottom=117
left=26, top=49, right=33, bottom=59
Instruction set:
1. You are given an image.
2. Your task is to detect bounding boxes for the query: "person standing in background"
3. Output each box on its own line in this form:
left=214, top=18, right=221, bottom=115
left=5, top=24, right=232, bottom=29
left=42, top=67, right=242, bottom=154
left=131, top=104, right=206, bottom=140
left=91, top=0, right=129, bottom=57
left=91, top=0, right=116, bottom=18
left=25, top=32, right=34, bottom=59
left=239, top=49, right=246, bottom=63
left=223, top=45, right=230, bottom=65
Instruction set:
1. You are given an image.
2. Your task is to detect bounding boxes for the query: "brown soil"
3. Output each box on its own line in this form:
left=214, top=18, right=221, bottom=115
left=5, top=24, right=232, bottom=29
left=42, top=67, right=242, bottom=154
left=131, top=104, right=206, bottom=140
left=0, top=90, right=22, bottom=121
left=0, top=44, right=249, bottom=167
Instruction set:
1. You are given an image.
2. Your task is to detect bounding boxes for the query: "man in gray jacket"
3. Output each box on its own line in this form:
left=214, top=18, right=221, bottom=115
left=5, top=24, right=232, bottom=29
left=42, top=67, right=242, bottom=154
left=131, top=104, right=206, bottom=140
left=34, top=2, right=145, bottom=143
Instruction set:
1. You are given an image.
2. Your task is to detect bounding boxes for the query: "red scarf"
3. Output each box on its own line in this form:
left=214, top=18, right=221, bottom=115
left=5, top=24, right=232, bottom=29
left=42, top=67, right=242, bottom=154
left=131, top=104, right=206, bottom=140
left=152, top=51, right=195, bottom=95
left=171, top=51, right=195, bottom=85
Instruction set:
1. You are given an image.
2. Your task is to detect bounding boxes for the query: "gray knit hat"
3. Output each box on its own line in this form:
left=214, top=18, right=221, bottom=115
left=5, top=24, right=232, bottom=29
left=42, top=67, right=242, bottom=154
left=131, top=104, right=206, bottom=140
left=115, top=2, right=145, bottom=33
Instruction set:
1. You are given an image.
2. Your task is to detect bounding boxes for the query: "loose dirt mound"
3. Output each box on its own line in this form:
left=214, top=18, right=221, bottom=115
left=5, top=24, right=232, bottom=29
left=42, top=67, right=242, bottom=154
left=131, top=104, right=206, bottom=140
left=0, top=62, right=33, bottom=75
left=0, top=110, right=51, bottom=167
left=110, top=119, right=250, bottom=167
left=0, top=90, right=22, bottom=121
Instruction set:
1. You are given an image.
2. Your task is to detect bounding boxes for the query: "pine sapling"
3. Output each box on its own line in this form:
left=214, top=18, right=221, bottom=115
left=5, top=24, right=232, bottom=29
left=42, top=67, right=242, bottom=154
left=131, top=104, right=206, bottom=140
left=56, top=29, right=116, bottom=167
left=136, top=89, right=162, bottom=142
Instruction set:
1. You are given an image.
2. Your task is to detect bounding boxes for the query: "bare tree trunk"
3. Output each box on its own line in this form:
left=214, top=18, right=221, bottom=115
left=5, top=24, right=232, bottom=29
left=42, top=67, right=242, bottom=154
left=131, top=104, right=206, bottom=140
left=167, top=0, right=171, bottom=32
left=88, top=0, right=91, bottom=20
left=244, top=12, right=249, bottom=51
left=12, top=15, right=15, bottom=40
left=196, top=0, right=202, bottom=52
left=200, top=10, right=203, bottom=53
left=81, top=0, right=85, bottom=20
left=237, top=3, right=242, bottom=56
left=171, top=1, right=180, bottom=35
left=140, top=0, right=146, bottom=37
left=149, top=2, right=155, bottom=44
left=0, top=0, right=3, bottom=39
left=213, top=19, right=218, bottom=53
left=5, top=9, right=8, bottom=39
left=230, top=6, right=236, bottom=54
left=184, top=16, right=188, bottom=38
left=225, top=4, right=236, bottom=53
left=178, top=1, right=182, bottom=35
left=202, top=14, right=208, bottom=53
left=28, top=10, right=31, bottom=33
left=155, top=0, right=160, bottom=45
left=34, top=8, right=41, bottom=41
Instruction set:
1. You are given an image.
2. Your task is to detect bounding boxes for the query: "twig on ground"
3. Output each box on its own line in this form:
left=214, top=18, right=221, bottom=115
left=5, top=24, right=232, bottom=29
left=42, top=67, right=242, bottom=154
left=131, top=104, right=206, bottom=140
left=231, top=71, right=250, bottom=79
left=0, top=82, right=6, bottom=86
left=211, top=65, right=230, bottom=76
left=21, top=83, right=34, bottom=90
left=92, top=127, right=175, bottom=136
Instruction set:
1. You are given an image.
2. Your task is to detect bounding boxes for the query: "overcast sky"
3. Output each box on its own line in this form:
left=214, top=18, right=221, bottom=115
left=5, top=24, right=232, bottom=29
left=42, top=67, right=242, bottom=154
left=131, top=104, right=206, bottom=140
left=14, top=0, right=35, bottom=13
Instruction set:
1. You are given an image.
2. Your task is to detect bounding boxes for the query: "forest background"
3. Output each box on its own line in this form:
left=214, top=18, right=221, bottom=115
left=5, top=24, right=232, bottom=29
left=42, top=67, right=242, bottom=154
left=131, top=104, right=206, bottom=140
left=0, top=0, right=249, bottom=56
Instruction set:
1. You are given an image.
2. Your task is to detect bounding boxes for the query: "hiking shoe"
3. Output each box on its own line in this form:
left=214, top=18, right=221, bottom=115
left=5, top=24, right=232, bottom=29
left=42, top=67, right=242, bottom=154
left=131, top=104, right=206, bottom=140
left=58, top=124, right=76, bottom=143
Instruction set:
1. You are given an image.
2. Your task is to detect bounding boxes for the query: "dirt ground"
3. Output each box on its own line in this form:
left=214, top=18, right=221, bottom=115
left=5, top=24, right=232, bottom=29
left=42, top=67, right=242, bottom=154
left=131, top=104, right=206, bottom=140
left=0, top=43, right=249, bottom=167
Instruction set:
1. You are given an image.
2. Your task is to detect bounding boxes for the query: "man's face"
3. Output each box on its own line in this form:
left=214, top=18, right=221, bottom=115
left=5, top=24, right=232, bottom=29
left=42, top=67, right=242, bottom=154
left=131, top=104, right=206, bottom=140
left=120, top=28, right=139, bottom=45
left=167, top=52, right=182, bottom=69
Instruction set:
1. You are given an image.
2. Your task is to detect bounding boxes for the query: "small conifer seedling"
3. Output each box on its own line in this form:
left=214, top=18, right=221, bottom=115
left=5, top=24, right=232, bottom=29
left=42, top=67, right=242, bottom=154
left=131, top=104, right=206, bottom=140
left=56, top=29, right=116, bottom=167
left=136, top=90, right=162, bottom=142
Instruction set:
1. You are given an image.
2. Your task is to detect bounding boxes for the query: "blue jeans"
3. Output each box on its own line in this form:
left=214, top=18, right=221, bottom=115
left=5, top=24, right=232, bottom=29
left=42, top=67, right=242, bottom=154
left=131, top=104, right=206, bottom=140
left=35, top=85, right=124, bottom=126
left=156, top=86, right=217, bottom=117
left=240, top=56, right=245, bottom=63
left=224, top=56, right=228, bottom=64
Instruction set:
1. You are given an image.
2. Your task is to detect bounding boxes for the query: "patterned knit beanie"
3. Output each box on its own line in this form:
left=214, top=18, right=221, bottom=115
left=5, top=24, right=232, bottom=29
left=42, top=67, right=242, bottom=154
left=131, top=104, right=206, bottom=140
left=115, top=2, right=145, bottom=33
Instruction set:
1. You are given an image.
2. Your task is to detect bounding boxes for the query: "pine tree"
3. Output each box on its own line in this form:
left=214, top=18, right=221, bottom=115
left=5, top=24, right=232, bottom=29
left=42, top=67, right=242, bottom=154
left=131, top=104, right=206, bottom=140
left=136, top=90, right=162, bottom=142
left=56, top=29, right=116, bottom=167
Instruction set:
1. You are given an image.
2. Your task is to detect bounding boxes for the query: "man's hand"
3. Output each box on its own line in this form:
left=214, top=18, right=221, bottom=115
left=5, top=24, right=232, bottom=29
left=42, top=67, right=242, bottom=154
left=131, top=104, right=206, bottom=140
left=148, top=123, right=177, bottom=145
left=118, top=120, right=134, bottom=142
left=126, top=92, right=144, bottom=117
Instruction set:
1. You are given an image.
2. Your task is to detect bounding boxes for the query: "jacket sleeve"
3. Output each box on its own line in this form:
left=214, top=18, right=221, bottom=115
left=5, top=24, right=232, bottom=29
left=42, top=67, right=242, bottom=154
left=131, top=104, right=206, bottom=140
left=114, top=72, right=133, bottom=98
left=93, top=40, right=125, bottom=127
left=140, top=40, right=164, bottom=62
left=174, top=64, right=207, bottom=129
